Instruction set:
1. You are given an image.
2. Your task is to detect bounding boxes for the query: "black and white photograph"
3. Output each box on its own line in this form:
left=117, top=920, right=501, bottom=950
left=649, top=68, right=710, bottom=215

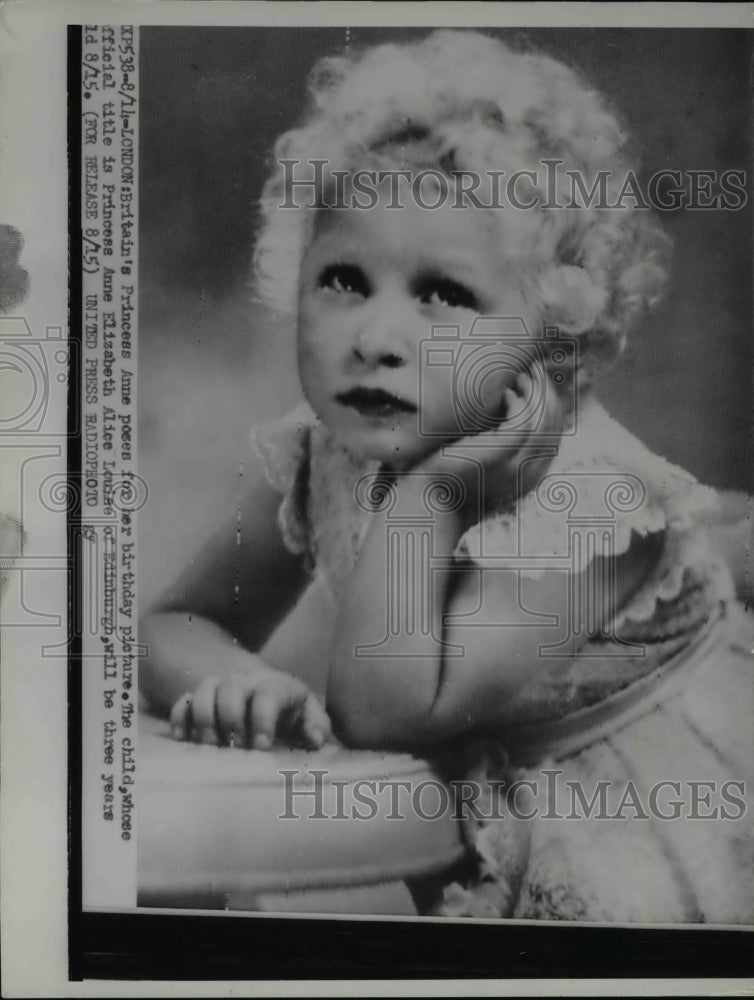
left=135, top=22, right=754, bottom=924
left=1, top=2, right=754, bottom=994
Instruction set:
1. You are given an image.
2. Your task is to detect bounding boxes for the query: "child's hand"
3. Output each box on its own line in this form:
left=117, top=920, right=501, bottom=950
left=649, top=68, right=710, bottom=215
left=169, top=657, right=332, bottom=750
left=417, top=367, right=564, bottom=524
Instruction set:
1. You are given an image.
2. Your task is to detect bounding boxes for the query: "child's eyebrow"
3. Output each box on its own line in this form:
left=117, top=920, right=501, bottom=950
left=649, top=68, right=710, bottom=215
left=306, top=233, right=494, bottom=290
left=416, top=253, right=485, bottom=285
left=306, top=230, right=363, bottom=260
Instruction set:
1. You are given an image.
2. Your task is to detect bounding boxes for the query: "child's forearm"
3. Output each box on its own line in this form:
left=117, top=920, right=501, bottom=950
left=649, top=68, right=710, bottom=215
left=326, top=484, right=666, bottom=750
left=139, top=611, right=273, bottom=718
left=326, top=481, right=465, bottom=748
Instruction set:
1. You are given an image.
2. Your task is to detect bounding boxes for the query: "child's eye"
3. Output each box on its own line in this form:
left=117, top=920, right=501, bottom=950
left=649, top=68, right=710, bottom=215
left=319, top=264, right=370, bottom=297
left=418, top=279, right=479, bottom=311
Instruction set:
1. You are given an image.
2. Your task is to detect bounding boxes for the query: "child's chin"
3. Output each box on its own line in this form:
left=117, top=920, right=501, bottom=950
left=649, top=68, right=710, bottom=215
left=338, top=428, right=428, bottom=470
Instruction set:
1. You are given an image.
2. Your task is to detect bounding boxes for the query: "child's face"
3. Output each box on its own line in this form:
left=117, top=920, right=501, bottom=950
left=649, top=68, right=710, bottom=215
left=297, top=181, right=534, bottom=469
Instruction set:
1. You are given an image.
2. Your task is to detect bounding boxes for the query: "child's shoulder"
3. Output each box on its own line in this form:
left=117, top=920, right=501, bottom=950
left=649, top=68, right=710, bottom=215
left=457, top=395, right=720, bottom=569
left=553, top=396, right=721, bottom=540
left=454, top=396, right=733, bottom=645
left=553, top=395, right=711, bottom=497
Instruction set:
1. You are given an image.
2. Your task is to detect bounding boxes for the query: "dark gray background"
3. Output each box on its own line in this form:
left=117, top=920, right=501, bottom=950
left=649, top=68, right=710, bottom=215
left=138, top=27, right=752, bottom=607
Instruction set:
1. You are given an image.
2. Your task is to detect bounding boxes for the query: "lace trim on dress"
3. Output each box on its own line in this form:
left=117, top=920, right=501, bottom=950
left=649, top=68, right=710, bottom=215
left=453, top=410, right=728, bottom=628
left=250, top=401, right=316, bottom=494
left=250, top=401, right=318, bottom=556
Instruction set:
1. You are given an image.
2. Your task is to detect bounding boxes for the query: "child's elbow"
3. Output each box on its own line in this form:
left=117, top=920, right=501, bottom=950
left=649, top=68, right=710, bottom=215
left=329, top=708, right=382, bottom=749
left=325, top=656, right=448, bottom=750
left=328, top=701, right=402, bottom=750
left=327, top=693, right=447, bottom=752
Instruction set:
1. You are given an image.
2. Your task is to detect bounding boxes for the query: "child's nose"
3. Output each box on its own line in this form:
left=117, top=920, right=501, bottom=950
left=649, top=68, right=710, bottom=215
left=352, top=301, right=412, bottom=369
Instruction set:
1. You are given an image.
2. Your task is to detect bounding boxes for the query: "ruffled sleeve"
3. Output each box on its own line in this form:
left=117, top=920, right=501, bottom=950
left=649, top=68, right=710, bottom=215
left=250, top=401, right=318, bottom=558
left=452, top=403, right=732, bottom=631
left=251, top=403, right=380, bottom=594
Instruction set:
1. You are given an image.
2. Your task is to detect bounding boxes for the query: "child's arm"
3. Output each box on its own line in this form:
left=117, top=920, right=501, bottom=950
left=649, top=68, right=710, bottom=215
left=326, top=374, right=661, bottom=750
left=326, top=473, right=662, bottom=750
left=139, top=459, right=312, bottom=725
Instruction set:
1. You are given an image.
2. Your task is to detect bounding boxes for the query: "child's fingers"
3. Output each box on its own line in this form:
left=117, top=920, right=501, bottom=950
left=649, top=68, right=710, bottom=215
left=507, top=368, right=561, bottom=439
left=170, top=693, right=193, bottom=741
left=248, top=690, right=280, bottom=750
left=300, top=693, right=332, bottom=749
left=215, top=676, right=250, bottom=748
left=524, top=379, right=562, bottom=440
left=189, top=676, right=221, bottom=744
left=502, top=387, right=524, bottom=421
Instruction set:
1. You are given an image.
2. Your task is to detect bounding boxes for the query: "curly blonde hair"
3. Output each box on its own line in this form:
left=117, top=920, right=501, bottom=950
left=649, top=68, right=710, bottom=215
left=253, top=30, right=671, bottom=384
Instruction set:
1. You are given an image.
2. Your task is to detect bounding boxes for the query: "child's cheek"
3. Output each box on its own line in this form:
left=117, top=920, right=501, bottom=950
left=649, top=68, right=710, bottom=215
left=296, top=330, right=327, bottom=408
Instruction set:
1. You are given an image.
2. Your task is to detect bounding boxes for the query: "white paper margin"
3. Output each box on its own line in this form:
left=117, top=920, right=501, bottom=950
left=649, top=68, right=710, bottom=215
left=1, top=2, right=752, bottom=996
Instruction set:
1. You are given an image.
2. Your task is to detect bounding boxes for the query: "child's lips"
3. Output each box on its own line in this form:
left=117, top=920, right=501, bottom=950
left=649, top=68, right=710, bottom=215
left=335, top=386, right=417, bottom=419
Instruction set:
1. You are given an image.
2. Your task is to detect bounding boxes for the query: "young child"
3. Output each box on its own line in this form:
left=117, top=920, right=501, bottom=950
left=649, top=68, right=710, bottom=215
left=140, top=30, right=753, bottom=922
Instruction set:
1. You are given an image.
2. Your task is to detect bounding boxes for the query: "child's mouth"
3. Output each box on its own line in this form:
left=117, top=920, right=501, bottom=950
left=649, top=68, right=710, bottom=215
left=336, top=386, right=417, bottom=419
